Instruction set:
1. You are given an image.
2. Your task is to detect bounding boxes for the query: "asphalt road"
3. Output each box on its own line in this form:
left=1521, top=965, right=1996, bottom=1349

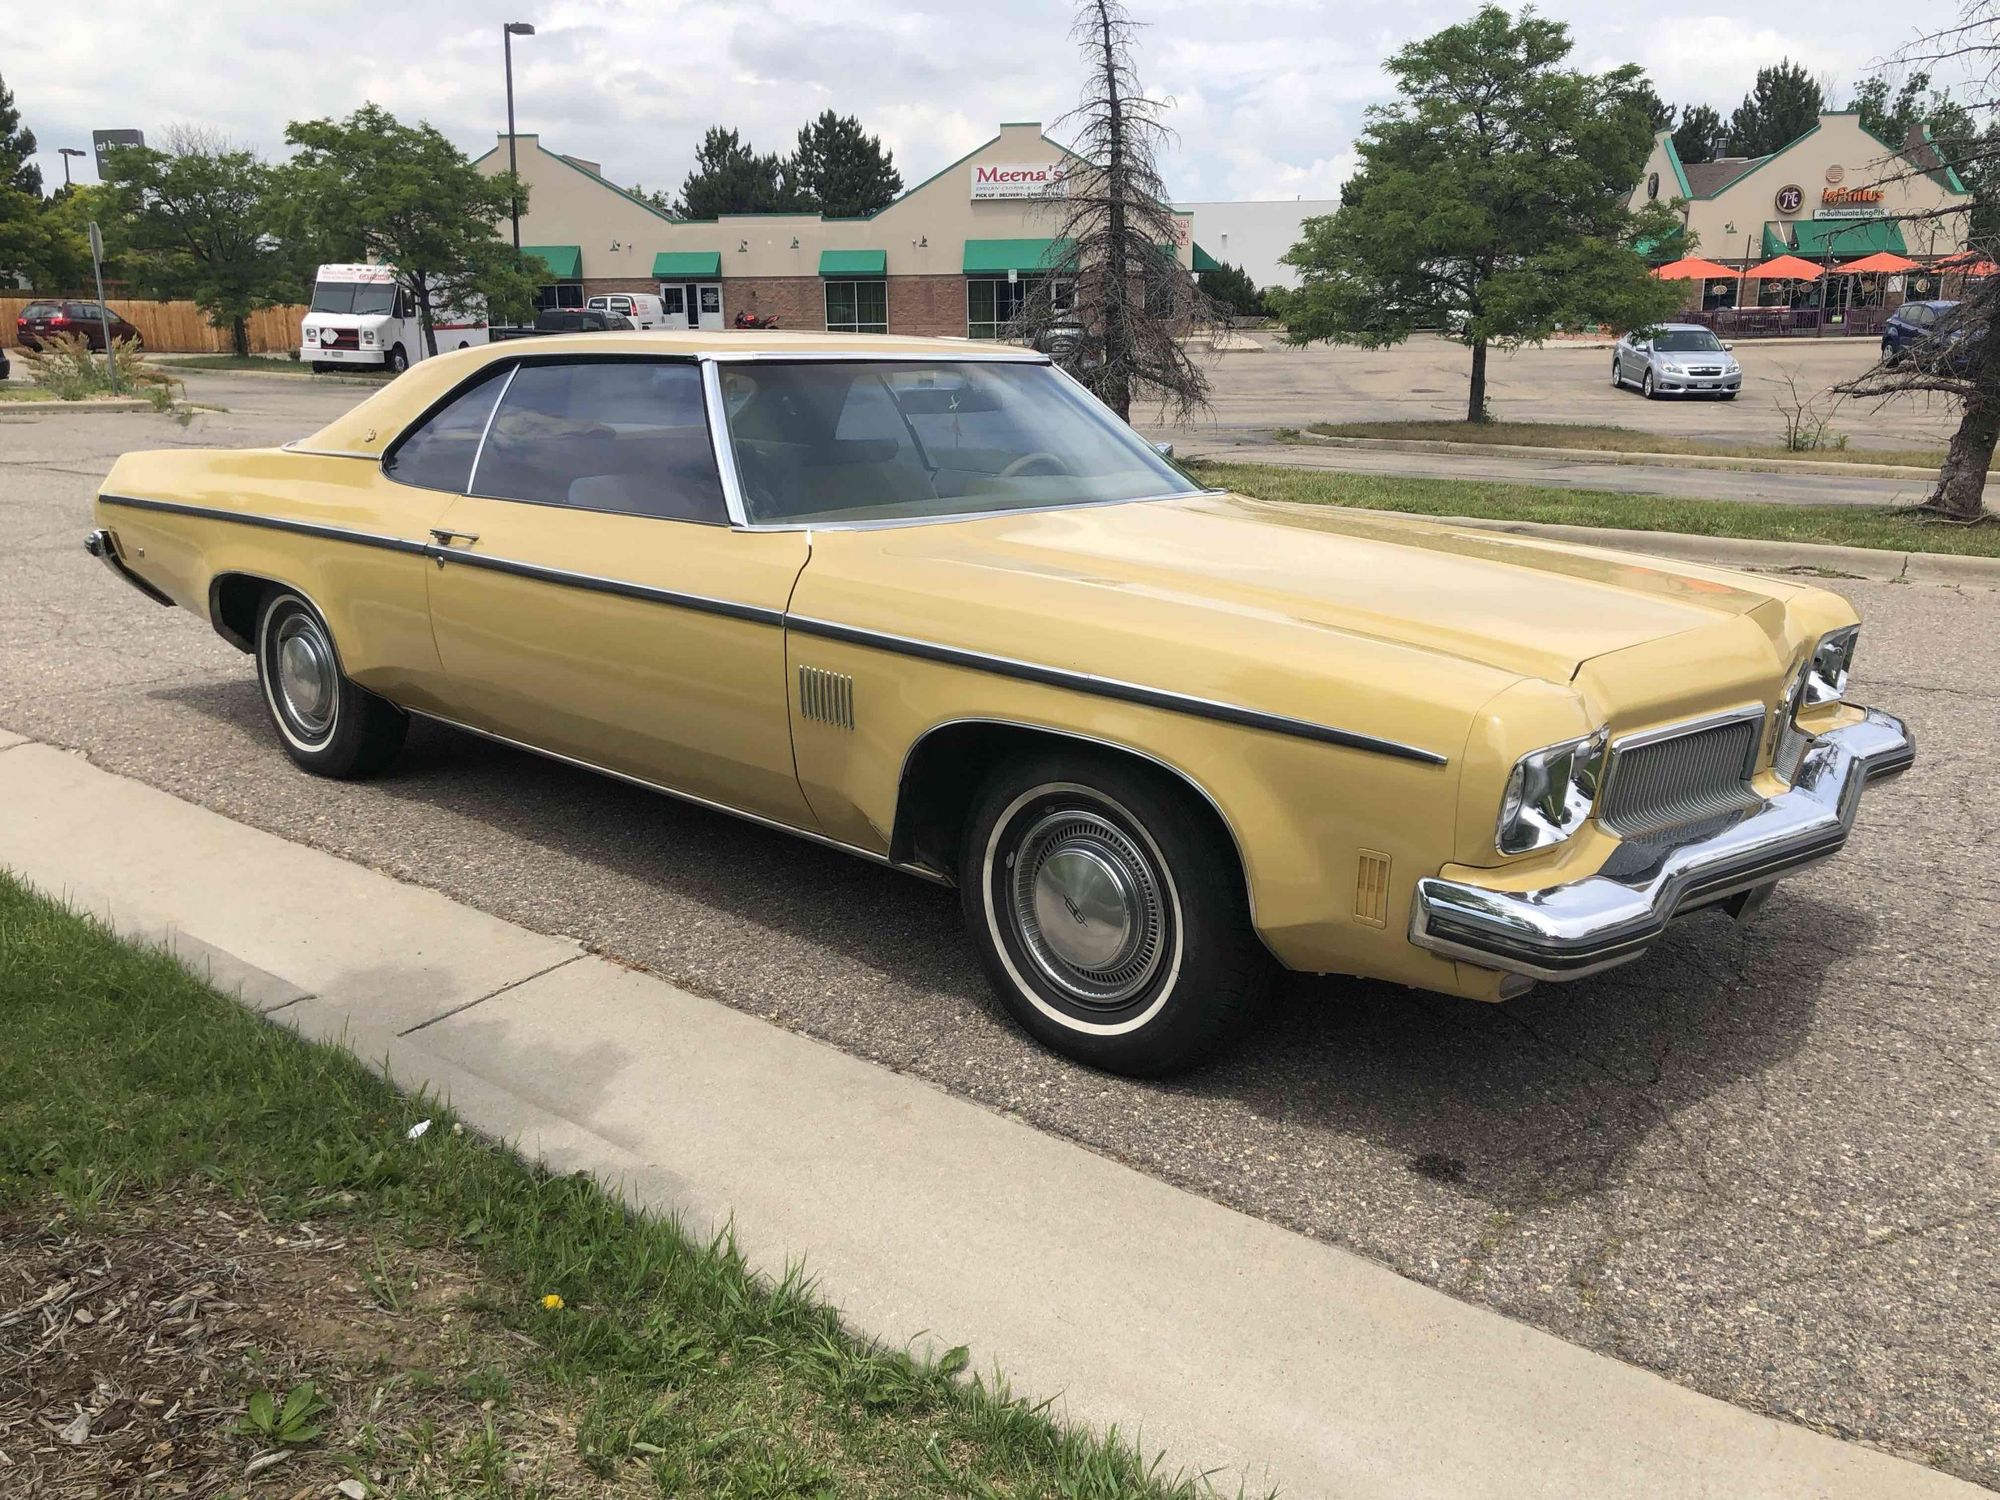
left=5, top=374, right=1998, bottom=1488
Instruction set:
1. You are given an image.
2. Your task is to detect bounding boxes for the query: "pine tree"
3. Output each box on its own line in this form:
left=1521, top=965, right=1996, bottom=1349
left=0, top=72, right=41, bottom=196
left=790, top=112, right=902, bottom=218
left=675, top=128, right=801, bottom=218
left=1729, top=61, right=1823, bottom=157
left=1672, top=103, right=1723, bottom=163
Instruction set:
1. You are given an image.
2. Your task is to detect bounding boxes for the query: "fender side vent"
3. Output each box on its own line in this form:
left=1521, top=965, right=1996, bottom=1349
left=1354, top=850, right=1391, bottom=927
left=798, top=666, right=855, bottom=730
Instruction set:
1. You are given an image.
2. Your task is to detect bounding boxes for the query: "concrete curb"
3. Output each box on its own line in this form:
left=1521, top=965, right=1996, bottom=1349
left=1292, top=428, right=1938, bottom=480
left=157, top=362, right=389, bottom=387
left=1318, top=503, right=2000, bottom=584
left=0, top=732, right=1985, bottom=1500
left=0, top=396, right=153, bottom=415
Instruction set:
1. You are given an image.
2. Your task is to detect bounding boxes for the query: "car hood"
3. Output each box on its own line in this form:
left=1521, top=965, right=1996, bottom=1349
left=811, top=492, right=1794, bottom=686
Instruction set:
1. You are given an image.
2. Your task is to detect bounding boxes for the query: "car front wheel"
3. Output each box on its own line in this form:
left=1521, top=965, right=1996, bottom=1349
left=1641, top=369, right=1657, bottom=399
left=960, top=753, right=1273, bottom=1076
left=387, top=345, right=410, bottom=374
left=254, top=590, right=406, bottom=778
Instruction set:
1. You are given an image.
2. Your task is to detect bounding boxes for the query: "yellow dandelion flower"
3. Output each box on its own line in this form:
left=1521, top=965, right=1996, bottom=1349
left=541, top=1293, right=565, bottom=1311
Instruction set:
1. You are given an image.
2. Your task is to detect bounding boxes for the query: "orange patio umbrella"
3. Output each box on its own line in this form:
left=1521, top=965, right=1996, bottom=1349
left=1745, top=254, right=1824, bottom=281
left=1838, top=250, right=1917, bottom=275
left=1651, top=257, right=1742, bottom=280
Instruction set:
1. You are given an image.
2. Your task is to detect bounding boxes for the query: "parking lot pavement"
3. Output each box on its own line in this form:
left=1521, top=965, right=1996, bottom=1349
left=5, top=391, right=1998, bottom=1486
left=1148, top=330, right=1961, bottom=451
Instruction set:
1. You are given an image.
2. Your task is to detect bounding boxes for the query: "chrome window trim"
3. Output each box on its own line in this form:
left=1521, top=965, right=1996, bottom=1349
left=702, top=347, right=1049, bottom=364
left=789, top=614, right=1448, bottom=765
left=410, top=709, right=950, bottom=885
left=723, top=488, right=1228, bottom=535
left=463, top=361, right=519, bottom=498
left=701, top=357, right=752, bottom=528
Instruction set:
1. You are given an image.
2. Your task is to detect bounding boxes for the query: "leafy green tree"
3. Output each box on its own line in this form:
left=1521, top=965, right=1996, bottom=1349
left=1198, top=259, right=1264, bottom=317
left=276, top=104, right=539, bottom=355
left=675, top=127, right=802, bottom=218
left=1277, top=5, right=1682, bottom=422
left=103, top=129, right=288, bottom=356
left=0, top=72, right=41, bottom=195
left=1729, top=61, right=1823, bottom=157
left=1672, top=103, right=1723, bottom=163
left=790, top=111, right=903, bottom=217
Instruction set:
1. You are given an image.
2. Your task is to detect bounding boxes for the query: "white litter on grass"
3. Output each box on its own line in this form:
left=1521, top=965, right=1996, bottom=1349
left=405, top=1119, right=431, bottom=1140
left=57, top=1411, right=91, bottom=1445
left=336, top=1480, right=369, bottom=1498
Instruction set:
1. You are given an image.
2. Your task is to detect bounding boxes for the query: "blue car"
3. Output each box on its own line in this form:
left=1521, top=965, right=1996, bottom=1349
left=1880, top=300, right=1960, bottom=367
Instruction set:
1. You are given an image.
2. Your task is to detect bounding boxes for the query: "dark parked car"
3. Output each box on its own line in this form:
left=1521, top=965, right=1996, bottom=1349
left=1880, top=299, right=1976, bottom=370
left=15, top=300, right=143, bottom=352
left=489, top=308, right=635, bottom=341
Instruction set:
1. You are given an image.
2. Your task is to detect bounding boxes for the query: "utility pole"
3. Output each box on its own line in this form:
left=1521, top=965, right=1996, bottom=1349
left=503, top=22, right=536, bottom=255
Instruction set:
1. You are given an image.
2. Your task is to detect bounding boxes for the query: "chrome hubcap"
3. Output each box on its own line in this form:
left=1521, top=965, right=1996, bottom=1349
left=1011, top=809, right=1166, bottom=1006
left=274, top=615, right=335, bottom=738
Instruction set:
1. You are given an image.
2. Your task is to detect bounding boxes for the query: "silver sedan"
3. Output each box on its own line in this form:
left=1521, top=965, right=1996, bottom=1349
left=1612, top=324, right=1742, bottom=399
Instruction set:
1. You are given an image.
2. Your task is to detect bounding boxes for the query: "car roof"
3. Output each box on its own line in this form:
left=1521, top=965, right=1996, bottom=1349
left=296, top=330, right=1051, bottom=459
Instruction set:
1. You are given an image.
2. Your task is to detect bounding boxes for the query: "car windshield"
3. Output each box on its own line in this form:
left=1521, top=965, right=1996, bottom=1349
left=1652, top=329, right=1723, bottom=353
left=719, top=360, right=1201, bottom=525
left=310, top=280, right=397, bottom=316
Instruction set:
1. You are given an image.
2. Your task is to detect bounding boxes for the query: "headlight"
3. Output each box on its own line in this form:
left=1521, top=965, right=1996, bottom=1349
left=1497, top=728, right=1609, bottom=855
left=1798, top=625, right=1859, bottom=709
left=361, top=330, right=376, bottom=345
left=304, top=327, right=319, bottom=343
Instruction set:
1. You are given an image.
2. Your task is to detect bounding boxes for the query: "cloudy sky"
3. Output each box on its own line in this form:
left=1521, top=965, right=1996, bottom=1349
left=13, top=1, right=1975, bottom=205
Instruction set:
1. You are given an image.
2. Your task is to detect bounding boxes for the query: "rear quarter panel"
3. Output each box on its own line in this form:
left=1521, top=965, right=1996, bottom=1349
left=96, top=446, right=457, bottom=709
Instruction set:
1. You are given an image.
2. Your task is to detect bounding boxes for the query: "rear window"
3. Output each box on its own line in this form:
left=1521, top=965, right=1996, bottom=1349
left=473, top=360, right=728, bottom=523
left=22, top=302, right=56, bottom=318
left=383, top=367, right=511, bottom=494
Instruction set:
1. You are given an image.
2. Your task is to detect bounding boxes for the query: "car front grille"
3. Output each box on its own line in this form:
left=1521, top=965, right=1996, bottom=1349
left=1685, top=366, right=1724, bottom=376
left=1601, top=714, right=1764, bottom=839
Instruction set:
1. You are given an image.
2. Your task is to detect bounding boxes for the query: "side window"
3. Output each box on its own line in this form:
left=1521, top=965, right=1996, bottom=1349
left=383, top=367, right=510, bottom=494
left=474, top=361, right=728, bottom=523
left=1907, top=305, right=1934, bottom=327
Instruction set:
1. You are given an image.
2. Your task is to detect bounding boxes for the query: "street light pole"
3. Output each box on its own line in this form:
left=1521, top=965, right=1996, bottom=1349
left=58, top=147, right=85, bottom=190
left=503, top=22, right=535, bottom=256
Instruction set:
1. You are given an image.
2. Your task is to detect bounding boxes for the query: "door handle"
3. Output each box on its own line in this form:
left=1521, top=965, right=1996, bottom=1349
left=429, top=529, right=480, bottom=546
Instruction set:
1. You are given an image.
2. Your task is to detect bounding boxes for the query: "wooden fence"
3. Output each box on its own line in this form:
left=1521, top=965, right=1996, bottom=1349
left=0, top=298, right=306, bottom=353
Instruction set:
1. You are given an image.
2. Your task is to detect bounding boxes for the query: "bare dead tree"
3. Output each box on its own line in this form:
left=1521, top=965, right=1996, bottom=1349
left=1013, top=0, right=1223, bottom=423
left=1836, top=2, right=2000, bottom=520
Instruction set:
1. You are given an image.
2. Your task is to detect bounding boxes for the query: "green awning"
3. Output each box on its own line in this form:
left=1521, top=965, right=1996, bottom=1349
left=819, top=249, right=887, bottom=277
left=653, top=251, right=722, bottom=277
left=963, top=237, right=1074, bottom=274
left=1790, top=218, right=1909, bottom=258
left=524, top=244, right=581, bottom=279
left=1762, top=223, right=1792, bottom=257
left=1634, top=229, right=1688, bottom=264
left=1191, top=243, right=1224, bottom=273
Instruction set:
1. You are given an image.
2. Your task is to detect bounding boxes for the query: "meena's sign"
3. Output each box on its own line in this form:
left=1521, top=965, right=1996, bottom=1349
left=971, top=162, right=1071, bottom=199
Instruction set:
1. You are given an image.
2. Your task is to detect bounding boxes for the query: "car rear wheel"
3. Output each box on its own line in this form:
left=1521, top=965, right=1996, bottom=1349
left=254, top=590, right=406, bottom=778
left=960, top=752, right=1273, bottom=1076
left=1610, top=356, right=1623, bottom=387
left=1641, top=369, right=1657, bottom=399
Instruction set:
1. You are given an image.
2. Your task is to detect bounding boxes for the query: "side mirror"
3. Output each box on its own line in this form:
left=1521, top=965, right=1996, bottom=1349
left=1722, top=341, right=1735, bottom=351
left=1152, top=441, right=1175, bottom=459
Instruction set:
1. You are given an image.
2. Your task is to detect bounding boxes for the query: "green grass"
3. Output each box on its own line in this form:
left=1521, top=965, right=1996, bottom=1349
left=1188, top=460, right=2000, bottom=558
left=1306, top=419, right=1946, bottom=468
left=0, top=383, right=61, bottom=402
left=0, top=872, right=1251, bottom=1498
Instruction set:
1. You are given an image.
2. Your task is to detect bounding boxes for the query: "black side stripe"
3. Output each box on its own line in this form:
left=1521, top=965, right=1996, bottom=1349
left=100, top=493, right=428, bottom=555
left=98, top=491, right=1448, bottom=766
left=788, top=616, right=1449, bottom=766
left=435, top=549, right=785, bottom=625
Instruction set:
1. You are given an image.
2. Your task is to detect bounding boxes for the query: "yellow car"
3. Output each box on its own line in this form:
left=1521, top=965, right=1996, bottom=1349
left=87, top=332, right=1913, bottom=1075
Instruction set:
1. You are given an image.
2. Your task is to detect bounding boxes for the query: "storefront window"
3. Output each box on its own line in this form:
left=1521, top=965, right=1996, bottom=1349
left=825, top=279, right=888, bottom=334
left=966, top=275, right=1074, bottom=339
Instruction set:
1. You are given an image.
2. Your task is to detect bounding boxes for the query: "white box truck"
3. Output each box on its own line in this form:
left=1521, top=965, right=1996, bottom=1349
left=300, top=263, right=489, bottom=374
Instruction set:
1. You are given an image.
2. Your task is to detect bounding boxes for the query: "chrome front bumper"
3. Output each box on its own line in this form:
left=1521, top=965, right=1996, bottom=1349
left=1410, top=708, right=1913, bottom=982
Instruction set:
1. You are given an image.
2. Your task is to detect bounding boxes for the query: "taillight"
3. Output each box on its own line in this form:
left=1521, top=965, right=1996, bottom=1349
left=50, top=314, right=68, bottom=327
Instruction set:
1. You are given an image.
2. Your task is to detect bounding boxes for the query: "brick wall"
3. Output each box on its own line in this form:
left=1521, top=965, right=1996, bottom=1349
left=886, top=276, right=970, bottom=337
left=722, top=276, right=825, bottom=329
left=580, top=276, right=662, bottom=297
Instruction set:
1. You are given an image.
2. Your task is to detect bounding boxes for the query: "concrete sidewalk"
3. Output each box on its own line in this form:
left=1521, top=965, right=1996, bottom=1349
left=0, top=728, right=1980, bottom=1500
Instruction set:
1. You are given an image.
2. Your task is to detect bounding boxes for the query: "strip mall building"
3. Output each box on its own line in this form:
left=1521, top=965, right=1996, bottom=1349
left=474, top=121, right=1206, bottom=337
left=1632, top=110, right=1974, bottom=308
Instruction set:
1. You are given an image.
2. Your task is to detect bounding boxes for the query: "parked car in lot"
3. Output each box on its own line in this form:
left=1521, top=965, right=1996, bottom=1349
left=1612, top=323, right=1741, bottom=398
left=1878, top=299, right=1981, bottom=372
left=489, top=308, right=636, bottom=341
left=15, top=300, right=143, bottom=352
left=85, top=331, right=1912, bottom=1075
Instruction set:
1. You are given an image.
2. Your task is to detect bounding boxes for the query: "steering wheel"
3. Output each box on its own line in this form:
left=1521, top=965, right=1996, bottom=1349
left=998, top=450, right=1070, bottom=479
